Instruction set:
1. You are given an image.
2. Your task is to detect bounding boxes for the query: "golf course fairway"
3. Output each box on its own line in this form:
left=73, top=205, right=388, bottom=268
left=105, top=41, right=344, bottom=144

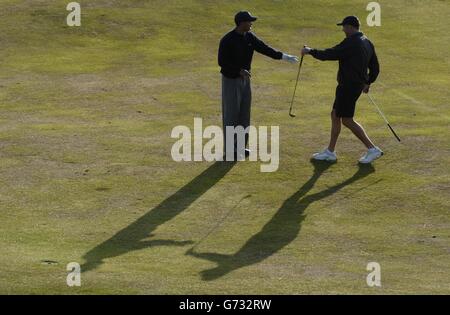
left=0, top=0, right=448, bottom=294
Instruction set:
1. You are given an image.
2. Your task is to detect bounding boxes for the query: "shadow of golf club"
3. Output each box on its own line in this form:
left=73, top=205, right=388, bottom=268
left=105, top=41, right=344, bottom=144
left=81, top=161, right=236, bottom=272
left=186, top=161, right=375, bottom=281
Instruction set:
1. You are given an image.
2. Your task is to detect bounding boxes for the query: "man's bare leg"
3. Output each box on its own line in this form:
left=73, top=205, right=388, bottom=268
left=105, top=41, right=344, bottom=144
left=342, top=117, right=375, bottom=149
left=328, top=110, right=341, bottom=152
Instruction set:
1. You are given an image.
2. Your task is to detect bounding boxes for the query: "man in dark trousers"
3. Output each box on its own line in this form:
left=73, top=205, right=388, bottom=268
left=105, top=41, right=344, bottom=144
left=302, top=16, right=382, bottom=164
left=219, top=11, right=299, bottom=160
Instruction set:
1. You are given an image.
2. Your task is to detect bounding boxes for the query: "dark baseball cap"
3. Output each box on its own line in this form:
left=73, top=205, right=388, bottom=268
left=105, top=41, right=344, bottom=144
left=337, top=16, right=360, bottom=27
left=234, top=11, right=258, bottom=25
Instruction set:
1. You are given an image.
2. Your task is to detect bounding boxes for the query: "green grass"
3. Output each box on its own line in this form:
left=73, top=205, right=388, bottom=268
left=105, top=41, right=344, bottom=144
left=0, top=0, right=449, bottom=294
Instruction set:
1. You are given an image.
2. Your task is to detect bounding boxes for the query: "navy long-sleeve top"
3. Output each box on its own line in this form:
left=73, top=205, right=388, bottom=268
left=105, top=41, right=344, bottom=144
left=218, top=30, right=283, bottom=79
left=310, top=32, right=380, bottom=86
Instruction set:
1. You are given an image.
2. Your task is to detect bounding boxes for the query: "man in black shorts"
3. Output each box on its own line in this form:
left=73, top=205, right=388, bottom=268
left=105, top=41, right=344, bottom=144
left=301, top=16, right=382, bottom=164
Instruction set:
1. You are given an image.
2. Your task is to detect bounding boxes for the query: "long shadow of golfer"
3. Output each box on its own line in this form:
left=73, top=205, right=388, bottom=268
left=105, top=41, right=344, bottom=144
left=186, top=161, right=375, bottom=281
left=81, top=161, right=235, bottom=272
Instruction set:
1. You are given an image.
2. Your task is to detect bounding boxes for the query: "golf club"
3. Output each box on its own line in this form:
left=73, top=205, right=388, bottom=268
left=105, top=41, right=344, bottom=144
left=367, top=94, right=401, bottom=142
left=289, top=51, right=305, bottom=117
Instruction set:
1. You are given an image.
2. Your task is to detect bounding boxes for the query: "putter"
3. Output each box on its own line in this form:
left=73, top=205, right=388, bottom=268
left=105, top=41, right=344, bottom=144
left=289, top=53, right=305, bottom=118
left=367, top=94, right=401, bottom=142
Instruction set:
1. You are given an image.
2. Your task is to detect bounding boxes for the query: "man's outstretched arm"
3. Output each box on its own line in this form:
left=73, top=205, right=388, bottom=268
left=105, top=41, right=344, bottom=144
left=251, top=33, right=298, bottom=63
left=302, top=40, right=351, bottom=61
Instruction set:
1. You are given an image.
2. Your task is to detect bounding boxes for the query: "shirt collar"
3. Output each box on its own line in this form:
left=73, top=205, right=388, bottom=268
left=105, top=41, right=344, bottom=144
left=351, top=31, right=363, bottom=38
left=233, top=29, right=246, bottom=36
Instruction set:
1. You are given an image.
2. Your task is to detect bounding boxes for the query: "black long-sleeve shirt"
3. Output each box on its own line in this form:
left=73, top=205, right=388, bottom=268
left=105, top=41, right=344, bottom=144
left=218, top=30, right=283, bottom=78
left=310, top=32, right=379, bottom=86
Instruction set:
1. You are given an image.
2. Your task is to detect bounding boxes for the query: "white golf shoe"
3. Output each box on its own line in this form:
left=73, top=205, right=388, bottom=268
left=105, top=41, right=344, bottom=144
left=312, top=148, right=337, bottom=162
left=359, top=147, right=384, bottom=164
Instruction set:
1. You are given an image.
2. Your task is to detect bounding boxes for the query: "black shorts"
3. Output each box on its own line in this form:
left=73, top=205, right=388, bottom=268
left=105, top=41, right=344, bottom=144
left=333, top=84, right=364, bottom=118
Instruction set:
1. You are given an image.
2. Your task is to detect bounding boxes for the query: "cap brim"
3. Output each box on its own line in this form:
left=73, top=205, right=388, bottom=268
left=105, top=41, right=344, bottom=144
left=336, top=22, right=343, bottom=26
left=237, top=16, right=257, bottom=24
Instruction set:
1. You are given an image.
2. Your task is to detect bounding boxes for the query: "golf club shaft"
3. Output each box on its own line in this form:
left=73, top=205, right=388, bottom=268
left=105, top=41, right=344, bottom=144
left=367, top=94, right=401, bottom=142
left=191, top=195, right=250, bottom=250
left=289, top=55, right=304, bottom=114
left=387, top=124, right=401, bottom=142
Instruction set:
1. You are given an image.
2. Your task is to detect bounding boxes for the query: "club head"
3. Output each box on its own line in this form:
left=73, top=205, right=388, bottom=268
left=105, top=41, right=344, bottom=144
left=289, top=113, right=296, bottom=118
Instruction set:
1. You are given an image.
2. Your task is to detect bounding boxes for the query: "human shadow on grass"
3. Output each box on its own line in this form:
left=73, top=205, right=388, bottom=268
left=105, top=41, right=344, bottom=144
left=186, top=161, right=375, bottom=281
left=82, top=161, right=236, bottom=272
